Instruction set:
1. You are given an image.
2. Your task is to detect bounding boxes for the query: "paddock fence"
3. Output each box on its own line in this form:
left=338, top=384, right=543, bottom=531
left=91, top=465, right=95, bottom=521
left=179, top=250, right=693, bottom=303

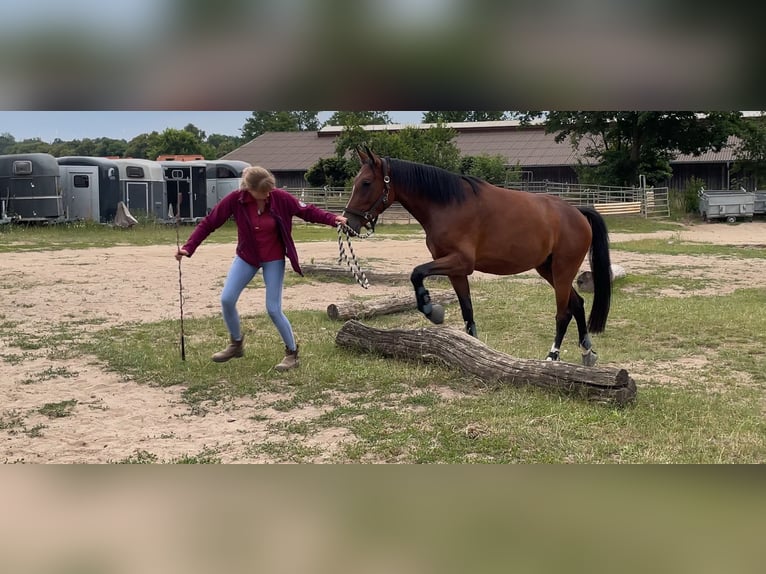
left=284, top=180, right=670, bottom=226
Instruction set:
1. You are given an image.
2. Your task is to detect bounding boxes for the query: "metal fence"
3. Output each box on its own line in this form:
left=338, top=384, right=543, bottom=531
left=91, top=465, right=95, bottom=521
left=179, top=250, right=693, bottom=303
left=284, top=180, right=671, bottom=223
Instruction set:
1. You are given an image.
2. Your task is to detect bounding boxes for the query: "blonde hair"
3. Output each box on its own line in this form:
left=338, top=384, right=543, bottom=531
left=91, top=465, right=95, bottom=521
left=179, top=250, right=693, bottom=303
left=241, top=165, right=276, bottom=193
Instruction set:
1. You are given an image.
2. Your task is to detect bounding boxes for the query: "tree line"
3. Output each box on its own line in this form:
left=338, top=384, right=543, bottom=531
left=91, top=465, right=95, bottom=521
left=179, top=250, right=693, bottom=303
left=2, top=111, right=765, bottom=190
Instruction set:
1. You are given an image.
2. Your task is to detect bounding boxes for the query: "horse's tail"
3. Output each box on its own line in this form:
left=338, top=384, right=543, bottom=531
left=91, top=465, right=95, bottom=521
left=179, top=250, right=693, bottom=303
left=578, top=206, right=612, bottom=333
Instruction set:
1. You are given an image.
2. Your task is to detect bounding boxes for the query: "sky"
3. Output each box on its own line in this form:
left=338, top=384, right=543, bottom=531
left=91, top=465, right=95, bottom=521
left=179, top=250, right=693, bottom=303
left=0, top=111, right=426, bottom=143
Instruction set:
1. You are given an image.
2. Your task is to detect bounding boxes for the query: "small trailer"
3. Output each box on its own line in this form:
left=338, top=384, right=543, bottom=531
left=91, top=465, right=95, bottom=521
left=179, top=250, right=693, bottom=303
left=112, top=158, right=167, bottom=220
left=698, top=188, right=755, bottom=223
left=160, top=160, right=208, bottom=221
left=754, top=190, right=766, bottom=216
left=205, top=160, right=250, bottom=209
left=58, top=156, right=121, bottom=223
left=0, top=153, right=64, bottom=222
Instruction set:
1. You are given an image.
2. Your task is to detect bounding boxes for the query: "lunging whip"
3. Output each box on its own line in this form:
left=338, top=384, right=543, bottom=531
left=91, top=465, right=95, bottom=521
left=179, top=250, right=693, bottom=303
left=175, top=191, right=186, bottom=361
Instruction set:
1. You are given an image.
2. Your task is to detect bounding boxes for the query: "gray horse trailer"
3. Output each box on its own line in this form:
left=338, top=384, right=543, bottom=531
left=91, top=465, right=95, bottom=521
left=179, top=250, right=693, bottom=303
left=113, top=159, right=167, bottom=219
left=57, top=157, right=121, bottom=223
left=205, top=160, right=250, bottom=209
left=0, top=153, right=64, bottom=222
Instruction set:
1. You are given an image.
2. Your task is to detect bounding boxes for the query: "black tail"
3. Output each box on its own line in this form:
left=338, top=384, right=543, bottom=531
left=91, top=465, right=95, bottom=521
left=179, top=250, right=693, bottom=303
left=578, top=206, right=612, bottom=333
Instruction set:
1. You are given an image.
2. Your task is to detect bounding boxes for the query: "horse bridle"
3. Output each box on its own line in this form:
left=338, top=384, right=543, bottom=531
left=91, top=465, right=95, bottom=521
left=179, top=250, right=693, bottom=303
left=343, top=157, right=392, bottom=233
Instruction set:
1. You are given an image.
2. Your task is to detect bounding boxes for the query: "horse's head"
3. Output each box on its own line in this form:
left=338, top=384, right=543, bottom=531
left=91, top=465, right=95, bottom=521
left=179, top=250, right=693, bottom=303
left=342, top=146, right=393, bottom=234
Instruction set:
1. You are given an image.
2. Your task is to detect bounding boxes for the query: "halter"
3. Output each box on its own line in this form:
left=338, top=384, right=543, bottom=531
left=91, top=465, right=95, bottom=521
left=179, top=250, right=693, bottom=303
left=343, top=157, right=392, bottom=234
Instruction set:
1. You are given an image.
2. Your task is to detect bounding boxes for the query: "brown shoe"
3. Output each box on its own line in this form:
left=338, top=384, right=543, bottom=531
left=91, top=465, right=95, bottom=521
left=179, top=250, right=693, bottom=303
left=212, top=335, right=244, bottom=363
left=275, top=344, right=299, bottom=371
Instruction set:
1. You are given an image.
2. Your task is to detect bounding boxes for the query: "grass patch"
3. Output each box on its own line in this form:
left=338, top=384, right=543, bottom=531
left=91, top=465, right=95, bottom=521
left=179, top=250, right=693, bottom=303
left=39, top=399, right=78, bottom=418
left=78, top=275, right=766, bottom=463
left=613, top=238, right=766, bottom=259
left=601, top=216, right=683, bottom=234
left=0, top=220, right=425, bottom=253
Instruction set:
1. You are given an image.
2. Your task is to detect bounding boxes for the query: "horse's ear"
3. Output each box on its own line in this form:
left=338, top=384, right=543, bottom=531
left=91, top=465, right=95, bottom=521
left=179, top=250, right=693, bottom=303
left=356, top=145, right=369, bottom=164
left=364, top=145, right=380, bottom=166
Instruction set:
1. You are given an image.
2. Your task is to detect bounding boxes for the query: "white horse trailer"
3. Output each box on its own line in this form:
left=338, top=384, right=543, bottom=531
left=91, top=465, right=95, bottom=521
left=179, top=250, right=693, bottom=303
left=205, top=160, right=250, bottom=209
left=58, top=156, right=121, bottom=223
left=113, top=159, right=167, bottom=220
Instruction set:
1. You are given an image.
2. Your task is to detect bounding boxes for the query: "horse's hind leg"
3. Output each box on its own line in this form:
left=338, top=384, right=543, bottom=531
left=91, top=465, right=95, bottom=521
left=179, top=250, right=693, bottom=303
left=449, top=275, right=476, bottom=336
left=570, top=288, right=598, bottom=366
left=536, top=261, right=573, bottom=361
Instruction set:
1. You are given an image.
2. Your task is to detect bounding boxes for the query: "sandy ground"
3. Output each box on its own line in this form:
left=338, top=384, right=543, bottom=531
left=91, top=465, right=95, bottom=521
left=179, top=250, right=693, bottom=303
left=2, top=221, right=765, bottom=463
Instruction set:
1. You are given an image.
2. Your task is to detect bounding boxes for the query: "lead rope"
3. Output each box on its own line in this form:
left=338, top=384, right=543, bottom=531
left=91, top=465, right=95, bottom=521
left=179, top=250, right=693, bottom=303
left=337, top=224, right=371, bottom=289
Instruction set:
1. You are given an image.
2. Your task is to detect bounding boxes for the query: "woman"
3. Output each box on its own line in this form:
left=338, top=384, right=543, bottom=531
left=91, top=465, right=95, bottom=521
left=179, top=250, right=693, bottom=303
left=175, top=166, right=346, bottom=371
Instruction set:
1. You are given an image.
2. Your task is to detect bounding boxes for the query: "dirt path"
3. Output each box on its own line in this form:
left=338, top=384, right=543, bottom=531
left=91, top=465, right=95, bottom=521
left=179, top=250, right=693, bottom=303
left=2, top=221, right=765, bottom=463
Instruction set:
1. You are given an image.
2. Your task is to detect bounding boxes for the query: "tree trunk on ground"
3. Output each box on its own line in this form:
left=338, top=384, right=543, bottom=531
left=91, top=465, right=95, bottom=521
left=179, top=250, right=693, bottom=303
left=576, top=264, right=627, bottom=293
left=335, top=320, right=636, bottom=406
left=327, top=291, right=458, bottom=321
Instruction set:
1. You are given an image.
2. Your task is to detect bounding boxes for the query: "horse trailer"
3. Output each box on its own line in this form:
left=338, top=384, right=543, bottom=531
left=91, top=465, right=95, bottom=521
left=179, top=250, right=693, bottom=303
left=112, top=158, right=167, bottom=220
left=57, top=156, right=121, bottom=223
left=160, top=160, right=208, bottom=221
left=754, top=190, right=766, bottom=216
left=0, top=153, right=64, bottom=222
left=698, top=188, right=755, bottom=223
left=205, top=160, right=250, bottom=209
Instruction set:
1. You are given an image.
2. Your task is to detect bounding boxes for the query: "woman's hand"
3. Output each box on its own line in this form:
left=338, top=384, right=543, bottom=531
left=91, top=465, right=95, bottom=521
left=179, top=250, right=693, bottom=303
left=175, top=248, right=189, bottom=261
left=334, top=215, right=348, bottom=226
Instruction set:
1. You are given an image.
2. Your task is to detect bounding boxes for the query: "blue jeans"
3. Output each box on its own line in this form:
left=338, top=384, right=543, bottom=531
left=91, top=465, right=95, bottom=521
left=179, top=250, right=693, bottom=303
left=220, top=255, right=296, bottom=351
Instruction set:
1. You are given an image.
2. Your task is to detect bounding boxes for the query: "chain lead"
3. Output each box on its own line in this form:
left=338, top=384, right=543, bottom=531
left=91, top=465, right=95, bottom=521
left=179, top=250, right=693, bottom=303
left=337, top=224, right=371, bottom=289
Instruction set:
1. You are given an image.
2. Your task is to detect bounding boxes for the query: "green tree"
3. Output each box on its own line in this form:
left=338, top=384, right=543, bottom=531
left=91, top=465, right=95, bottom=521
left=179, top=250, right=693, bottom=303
left=460, top=154, right=513, bottom=185
left=241, top=111, right=320, bottom=140
left=125, top=132, right=161, bottom=159
left=523, top=111, right=742, bottom=187
left=146, top=128, right=204, bottom=159
left=0, top=133, right=17, bottom=154
left=422, top=111, right=510, bottom=123
left=333, top=124, right=460, bottom=173
left=206, top=133, right=244, bottom=159
left=731, top=113, right=766, bottom=189
left=304, top=156, right=357, bottom=187
left=325, top=111, right=391, bottom=126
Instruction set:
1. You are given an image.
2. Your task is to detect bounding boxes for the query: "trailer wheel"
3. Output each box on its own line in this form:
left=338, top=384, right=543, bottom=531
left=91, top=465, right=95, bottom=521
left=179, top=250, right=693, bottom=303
left=726, top=216, right=737, bottom=224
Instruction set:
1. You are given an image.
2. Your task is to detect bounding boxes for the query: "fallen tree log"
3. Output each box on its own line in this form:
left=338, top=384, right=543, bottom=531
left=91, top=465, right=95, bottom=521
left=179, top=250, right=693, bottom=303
left=327, top=290, right=458, bottom=321
left=302, top=263, right=409, bottom=284
left=576, top=264, right=627, bottom=293
left=335, top=320, right=636, bottom=406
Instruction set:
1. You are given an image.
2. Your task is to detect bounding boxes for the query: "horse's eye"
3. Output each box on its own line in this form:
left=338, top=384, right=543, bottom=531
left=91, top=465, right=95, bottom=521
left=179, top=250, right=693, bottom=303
left=362, top=180, right=371, bottom=187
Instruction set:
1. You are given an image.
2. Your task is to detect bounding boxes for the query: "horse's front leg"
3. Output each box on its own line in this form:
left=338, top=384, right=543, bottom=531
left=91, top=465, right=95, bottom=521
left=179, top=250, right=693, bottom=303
left=412, top=264, right=444, bottom=324
left=411, top=253, right=473, bottom=331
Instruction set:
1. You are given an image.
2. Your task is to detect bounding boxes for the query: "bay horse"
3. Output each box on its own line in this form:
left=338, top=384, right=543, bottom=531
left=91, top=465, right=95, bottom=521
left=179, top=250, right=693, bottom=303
left=342, top=147, right=613, bottom=366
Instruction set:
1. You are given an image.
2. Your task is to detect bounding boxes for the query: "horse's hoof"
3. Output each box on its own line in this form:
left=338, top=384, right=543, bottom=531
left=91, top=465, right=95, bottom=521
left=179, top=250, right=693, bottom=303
left=427, top=304, right=444, bottom=324
left=581, top=350, right=598, bottom=367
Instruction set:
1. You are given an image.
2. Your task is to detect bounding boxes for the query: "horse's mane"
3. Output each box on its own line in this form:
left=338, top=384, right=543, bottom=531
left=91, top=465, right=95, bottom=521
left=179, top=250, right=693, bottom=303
left=388, top=158, right=481, bottom=204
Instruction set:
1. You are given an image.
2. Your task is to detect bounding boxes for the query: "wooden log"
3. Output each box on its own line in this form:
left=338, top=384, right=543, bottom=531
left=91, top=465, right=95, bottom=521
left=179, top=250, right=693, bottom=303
left=335, top=320, right=636, bottom=406
left=302, top=263, right=409, bottom=284
left=576, top=264, right=627, bottom=293
left=327, top=290, right=459, bottom=321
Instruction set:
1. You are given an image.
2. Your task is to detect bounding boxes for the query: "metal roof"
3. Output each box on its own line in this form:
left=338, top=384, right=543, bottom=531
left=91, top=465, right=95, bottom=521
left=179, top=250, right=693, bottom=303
left=221, top=124, right=742, bottom=171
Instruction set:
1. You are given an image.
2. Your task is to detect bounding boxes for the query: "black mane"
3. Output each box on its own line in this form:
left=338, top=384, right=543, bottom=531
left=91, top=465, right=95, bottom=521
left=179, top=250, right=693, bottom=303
left=388, top=158, right=480, bottom=205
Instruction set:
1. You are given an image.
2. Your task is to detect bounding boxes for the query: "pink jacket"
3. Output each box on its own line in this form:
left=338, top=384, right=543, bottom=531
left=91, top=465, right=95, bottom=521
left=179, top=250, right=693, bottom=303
left=182, top=188, right=337, bottom=275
